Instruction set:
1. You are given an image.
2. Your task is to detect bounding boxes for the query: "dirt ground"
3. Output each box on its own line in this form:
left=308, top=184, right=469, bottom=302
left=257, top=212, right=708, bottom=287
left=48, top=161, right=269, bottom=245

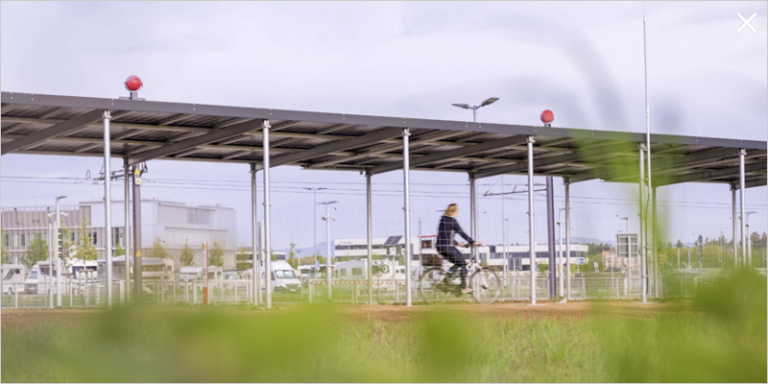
left=1, top=300, right=695, bottom=331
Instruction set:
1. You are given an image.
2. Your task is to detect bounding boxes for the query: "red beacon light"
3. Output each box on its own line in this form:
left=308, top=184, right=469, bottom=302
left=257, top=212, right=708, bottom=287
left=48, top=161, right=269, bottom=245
left=121, top=75, right=145, bottom=101
left=540, top=109, right=554, bottom=126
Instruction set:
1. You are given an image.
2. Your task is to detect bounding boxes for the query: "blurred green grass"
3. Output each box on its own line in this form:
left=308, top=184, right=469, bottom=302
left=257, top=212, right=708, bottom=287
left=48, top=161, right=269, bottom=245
left=3, top=270, right=765, bottom=383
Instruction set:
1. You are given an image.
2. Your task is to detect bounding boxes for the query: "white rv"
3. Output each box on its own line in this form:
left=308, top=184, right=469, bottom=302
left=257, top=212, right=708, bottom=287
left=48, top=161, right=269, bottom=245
left=2, top=264, right=27, bottom=295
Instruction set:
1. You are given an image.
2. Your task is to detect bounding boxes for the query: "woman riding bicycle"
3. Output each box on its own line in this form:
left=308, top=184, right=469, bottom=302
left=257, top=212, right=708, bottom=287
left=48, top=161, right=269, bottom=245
left=437, top=204, right=482, bottom=294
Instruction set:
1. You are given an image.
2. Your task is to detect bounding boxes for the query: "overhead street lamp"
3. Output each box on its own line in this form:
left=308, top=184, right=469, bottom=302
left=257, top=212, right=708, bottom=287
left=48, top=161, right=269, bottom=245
left=304, top=187, right=327, bottom=267
left=451, top=97, right=500, bottom=122
left=319, top=200, right=338, bottom=300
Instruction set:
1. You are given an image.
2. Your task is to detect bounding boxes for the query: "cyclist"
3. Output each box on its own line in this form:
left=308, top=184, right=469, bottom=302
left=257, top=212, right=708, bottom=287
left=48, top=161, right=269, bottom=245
left=436, top=203, right=482, bottom=294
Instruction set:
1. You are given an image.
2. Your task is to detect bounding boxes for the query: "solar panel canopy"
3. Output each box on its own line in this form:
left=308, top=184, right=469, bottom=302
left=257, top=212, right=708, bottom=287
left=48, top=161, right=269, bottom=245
left=1, top=91, right=765, bottom=188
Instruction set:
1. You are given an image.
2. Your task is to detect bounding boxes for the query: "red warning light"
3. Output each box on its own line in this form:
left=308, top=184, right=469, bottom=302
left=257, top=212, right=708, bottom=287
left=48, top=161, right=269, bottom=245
left=124, top=76, right=143, bottom=92
left=540, top=109, right=554, bottom=124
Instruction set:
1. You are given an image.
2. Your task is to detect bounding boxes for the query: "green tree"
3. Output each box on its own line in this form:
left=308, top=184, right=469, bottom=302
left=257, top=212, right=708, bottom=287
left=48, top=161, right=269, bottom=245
left=270, top=251, right=277, bottom=262
left=22, top=234, right=49, bottom=268
left=145, top=237, right=171, bottom=259
left=1, top=229, right=9, bottom=264
left=115, top=243, right=126, bottom=256
left=235, top=247, right=251, bottom=271
left=59, top=221, right=75, bottom=259
left=209, top=242, right=224, bottom=267
left=675, top=239, right=684, bottom=249
left=287, top=242, right=299, bottom=269
left=75, top=218, right=99, bottom=261
left=179, top=240, right=195, bottom=266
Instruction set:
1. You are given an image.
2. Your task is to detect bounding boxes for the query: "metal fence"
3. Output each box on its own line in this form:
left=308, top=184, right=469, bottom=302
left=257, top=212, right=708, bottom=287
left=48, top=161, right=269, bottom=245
left=2, top=273, right=743, bottom=309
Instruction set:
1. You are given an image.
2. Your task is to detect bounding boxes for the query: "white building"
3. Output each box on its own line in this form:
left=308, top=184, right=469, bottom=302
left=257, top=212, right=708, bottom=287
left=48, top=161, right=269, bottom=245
left=332, top=236, right=588, bottom=271
left=2, top=199, right=237, bottom=269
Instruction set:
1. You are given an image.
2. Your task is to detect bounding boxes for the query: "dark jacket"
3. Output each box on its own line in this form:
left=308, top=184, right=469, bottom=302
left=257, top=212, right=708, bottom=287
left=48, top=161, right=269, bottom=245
left=436, top=215, right=474, bottom=249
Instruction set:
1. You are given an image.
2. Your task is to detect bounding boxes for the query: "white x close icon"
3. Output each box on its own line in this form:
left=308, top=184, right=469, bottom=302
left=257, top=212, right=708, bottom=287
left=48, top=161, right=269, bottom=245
left=737, top=12, right=757, bottom=33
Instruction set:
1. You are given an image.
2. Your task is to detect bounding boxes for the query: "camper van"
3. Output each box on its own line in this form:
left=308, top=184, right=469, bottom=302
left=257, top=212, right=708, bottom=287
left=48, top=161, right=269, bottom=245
left=178, top=266, right=204, bottom=284
left=2, top=264, right=27, bottom=295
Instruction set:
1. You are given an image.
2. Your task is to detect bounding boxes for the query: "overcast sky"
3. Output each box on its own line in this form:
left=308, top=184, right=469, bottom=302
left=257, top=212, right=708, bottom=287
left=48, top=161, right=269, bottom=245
left=2, top=1, right=766, bottom=251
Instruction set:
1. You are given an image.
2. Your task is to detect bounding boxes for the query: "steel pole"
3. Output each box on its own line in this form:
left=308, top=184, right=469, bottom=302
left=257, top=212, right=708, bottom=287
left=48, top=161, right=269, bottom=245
left=251, top=163, right=260, bottom=305
left=103, top=111, right=113, bottom=307
left=526, top=136, right=536, bottom=305
left=325, top=203, right=332, bottom=299
left=652, top=186, right=658, bottom=298
left=639, top=144, right=647, bottom=304
left=402, top=128, right=413, bottom=307
left=732, top=186, right=738, bottom=268
left=123, top=159, right=131, bottom=304
left=501, top=175, right=507, bottom=287
left=132, top=166, right=142, bottom=304
left=366, top=172, right=373, bottom=305
left=739, top=149, right=747, bottom=267
left=262, top=120, right=272, bottom=309
left=558, top=210, right=563, bottom=298
left=565, top=178, right=571, bottom=301
left=545, top=177, right=556, bottom=299
left=55, top=198, right=62, bottom=307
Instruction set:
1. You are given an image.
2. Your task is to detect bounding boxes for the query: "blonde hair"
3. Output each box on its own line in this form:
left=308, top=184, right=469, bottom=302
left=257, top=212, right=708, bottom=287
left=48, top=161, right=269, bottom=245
left=444, top=203, right=458, bottom=216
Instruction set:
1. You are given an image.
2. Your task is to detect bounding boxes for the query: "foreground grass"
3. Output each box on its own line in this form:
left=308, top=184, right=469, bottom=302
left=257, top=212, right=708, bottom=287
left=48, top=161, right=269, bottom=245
left=2, top=270, right=765, bottom=383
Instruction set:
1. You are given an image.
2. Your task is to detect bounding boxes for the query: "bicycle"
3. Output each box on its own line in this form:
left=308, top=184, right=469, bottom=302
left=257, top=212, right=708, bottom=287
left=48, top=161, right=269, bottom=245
left=418, top=245, right=502, bottom=305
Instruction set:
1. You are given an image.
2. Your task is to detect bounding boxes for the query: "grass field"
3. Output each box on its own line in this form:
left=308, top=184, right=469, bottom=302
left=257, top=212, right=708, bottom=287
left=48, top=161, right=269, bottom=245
left=2, top=270, right=765, bottom=383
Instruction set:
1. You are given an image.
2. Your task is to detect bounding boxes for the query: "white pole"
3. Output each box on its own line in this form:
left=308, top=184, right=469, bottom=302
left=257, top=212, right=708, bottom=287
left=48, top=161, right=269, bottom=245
left=366, top=172, right=373, bottom=305
left=502, top=175, right=507, bottom=287
left=103, top=111, right=113, bottom=308
left=49, top=222, right=53, bottom=309
left=739, top=149, right=747, bottom=267
left=565, top=179, right=571, bottom=301
left=262, top=120, right=272, bottom=309
left=526, top=136, right=536, bottom=305
left=639, top=144, right=647, bottom=304
left=251, top=163, right=259, bottom=306
left=558, top=210, right=563, bottom=298
left=124, top=159, right=131, bottom=304
left=55, top=198, right=62, bottom=307
left=732, top=186, right=738, bottom=268
left=402, top=128, right=413, bottom=307
left=325, top=203, right=332, bottom=300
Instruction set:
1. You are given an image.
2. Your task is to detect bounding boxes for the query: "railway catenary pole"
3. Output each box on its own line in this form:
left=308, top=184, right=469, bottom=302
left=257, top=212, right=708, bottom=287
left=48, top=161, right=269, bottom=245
left=565, top=178, right=571, bottom=301
left=739, top=149, right=747, bottom=267
left=123, top=159, right=131, bottom=304
left=55, top=196, right=64, bottom=307
left=639, top=144, right=647, bottom=304
left=251, top=163, right=260, bottom=305
left=652, top=186, right=658, bottom=297
left=501, top=175, right=507, bottom=287
left=402, top=128, right=413, bottom=307
left=262, top=120, right=272, bottom=309
left=526, top=136, right=536, bottom=305
left=103, top=111, right=113, bottom=307
left=366, top=171, right=373, bottom=305
left=132, top=165, right=143, bottom=304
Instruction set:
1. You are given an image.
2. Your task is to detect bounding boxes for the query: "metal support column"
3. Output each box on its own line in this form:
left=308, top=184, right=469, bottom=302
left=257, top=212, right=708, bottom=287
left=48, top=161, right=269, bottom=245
left=732, top=185, right=738, bottom=268
left=366, top=171, right=373, bottom=305
left=652, top=186, right=658, bottom=297
left=325, top=203, right=332, bottom=300
left=402, top=128, right=413, bottom=307
left=262, top=120, right=272, bottom=309
left=545, top=177, right=556, bottom=299
left=565, top=178, right=571, bottom=301
left=639, top=144, right=647, bottom=304
left=132, top=166, right=142, bottom=304
left=526, top=136, right=536, bottom=305
left=250, top=163, right=260, bottom=306
left=469, top=173, right=479, bottom=297
left=103, top=111, right=113, bottom=307
left=123, top=159, right=131, bottom=304
left=739, top=149, right=747, bottom=267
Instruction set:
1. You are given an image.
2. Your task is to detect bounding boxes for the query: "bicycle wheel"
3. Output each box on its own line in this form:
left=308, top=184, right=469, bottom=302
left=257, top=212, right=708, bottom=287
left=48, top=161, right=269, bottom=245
left=419, top=267, right=457, bottom=305
left=470, top=268, right=502, bottom=304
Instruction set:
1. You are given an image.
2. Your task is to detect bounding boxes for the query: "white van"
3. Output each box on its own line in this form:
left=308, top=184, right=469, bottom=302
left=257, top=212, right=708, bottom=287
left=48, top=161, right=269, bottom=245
left=263, top=261, right=301, bottom=293
left=2, top=264, right=27, bottom=295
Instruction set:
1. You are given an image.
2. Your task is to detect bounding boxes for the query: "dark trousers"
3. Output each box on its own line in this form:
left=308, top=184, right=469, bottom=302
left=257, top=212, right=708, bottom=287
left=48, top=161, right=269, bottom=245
left=437, top=246, right=467, bottom=287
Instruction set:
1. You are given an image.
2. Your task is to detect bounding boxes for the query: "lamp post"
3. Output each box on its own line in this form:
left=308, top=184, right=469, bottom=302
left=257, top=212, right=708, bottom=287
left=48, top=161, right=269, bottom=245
left=451, top=97, right=500, bottom=122
left=304, top=188, right=327, bottom=267
left=319, top=200, right=337, bottom=300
